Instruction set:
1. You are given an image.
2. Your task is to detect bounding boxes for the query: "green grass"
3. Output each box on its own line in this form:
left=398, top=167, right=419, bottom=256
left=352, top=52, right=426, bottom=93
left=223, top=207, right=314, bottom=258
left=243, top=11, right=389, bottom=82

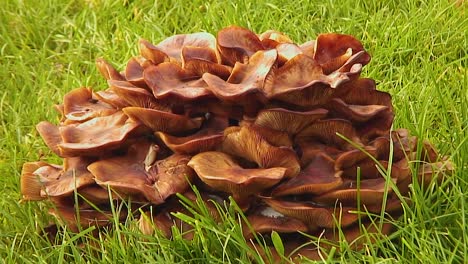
left=0, top=0, right=466, bottom=263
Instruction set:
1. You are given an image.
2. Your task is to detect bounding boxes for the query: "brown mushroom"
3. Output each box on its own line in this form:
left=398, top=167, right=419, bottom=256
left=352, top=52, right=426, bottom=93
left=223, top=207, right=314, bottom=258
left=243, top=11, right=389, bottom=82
left=216, top=25, right=264, bottom=65
left=252, top=108, right=328, bottom=136
left=122, top=106, right=203, bottom=134
left=222, top=125, right=300, bottom=177
left=262, top=198, right=359, bottom=229
left=188, top=151, right=287, bottom=203
left=144, top=62, right=213, bottom=101
left=243, top=206, right=308, bottom=240
left=88, top=141, right=194, bottom=204
left=272, top=153, right=343, bottom=196
left=59, top=111, right=141, bottom=157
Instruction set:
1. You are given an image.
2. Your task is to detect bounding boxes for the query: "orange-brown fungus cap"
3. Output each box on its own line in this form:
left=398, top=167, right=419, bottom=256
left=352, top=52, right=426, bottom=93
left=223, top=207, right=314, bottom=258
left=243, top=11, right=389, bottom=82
left=188, top=151, right=287, bottom=199
left=222, top=125, right=300, bottom=177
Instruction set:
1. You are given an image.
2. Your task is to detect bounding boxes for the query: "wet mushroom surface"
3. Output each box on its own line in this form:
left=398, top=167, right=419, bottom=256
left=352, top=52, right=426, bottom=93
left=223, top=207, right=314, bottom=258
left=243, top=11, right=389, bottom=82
left=20, top=26, right=454, bottom=261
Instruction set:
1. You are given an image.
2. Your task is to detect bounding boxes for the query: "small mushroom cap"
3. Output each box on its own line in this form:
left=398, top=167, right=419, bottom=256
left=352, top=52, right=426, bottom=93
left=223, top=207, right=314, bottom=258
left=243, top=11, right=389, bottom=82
left=216, top=25, right=264, bottom=65
left=139, top=210, right=173, bottom=238
left=20, top=161, right=54, bottom=201
left=313, top=33, right=370, bottom=69
left=156, top=32, right=217, bottom=61
left=243, top=207, right=308, bottom=240
left=222, top=125, right=300, bottom=177
left=313, top=178, right=396, bottom=206
left=188, top=151, right=287, bottom=198
left=262, top=198, right=359, bottom=229
left=95, top=58, right=125, bottom=81
left=252, top=108, right=328, bottom=136
left=108, top=80, right=165, bottom=109
left=59, top=111, right=141, bottom=157
left=296, top=119, right=361, bottom=149
left=89, top=142, right=193, bottom=204
left=122, top=106, right=203, bottom=134
left=263, top=54, right=338, bottom=99
left=139, top=39, right=169, bottom=65
left=327, top=98, right=389, bottom=123
left=272, top=153, right=343, bottom=196
left=155, top=115, right=228, bottom=154
left=203, top=49, right=277, bottom=102
left=144, top=62, right=212, bottom=100
left=21, top=157, right=95, bottom=200
left=36, top=121, right=62, bottom=156
left=124, top=57, right=147, bottom=87
left=63, top=87, right=117, bottom=122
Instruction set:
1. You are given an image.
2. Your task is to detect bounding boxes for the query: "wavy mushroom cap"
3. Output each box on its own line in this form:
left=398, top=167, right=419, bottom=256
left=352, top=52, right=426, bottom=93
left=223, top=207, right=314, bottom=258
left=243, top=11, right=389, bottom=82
left=203, top=49, right=277, bottom=102
left=156, top=32, right=217, bottom=61
left=216, top=25, right=264, bottom=65
left=313, top=178, right=396, bottom=207
left=242, top=206, right=308, bottom=240
left=62, top=87, right=117, bottom=122
left=89, top=142, right=194, bottom=204
left=123, top=106, right=203, bottom=134
left=252, top=108, right=328, bottom=136
left=95, top=58, right=125, bottom=81
left=188, top=151, right=287, bottom=199
left=144, top=62, right=213, bottom=100
left=272, top=153, right=343, bottom=196
left=139, top=39, right=169, bottom=65
left=58, top=111, right=141, bottom=157
left=313, top=33, right=370, bottom=74
left=108, top=80, right=166, bottom=109
left=20, top=157, right=95, bottom=201
left=222, top=125, right=300, bottom=177
left=156, top=115, right=228, bottom=154
left=263, top=197, right=359, bottom=229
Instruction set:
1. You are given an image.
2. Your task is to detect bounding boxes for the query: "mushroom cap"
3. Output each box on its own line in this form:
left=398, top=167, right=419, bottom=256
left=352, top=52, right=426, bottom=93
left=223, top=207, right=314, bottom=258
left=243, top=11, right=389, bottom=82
left=262, top=197, right=359, bottom=229
left=108, top=80, right=166, bottom=109
left=155, top=115, right=228, bottom=154
left=89, top=142, right=194, bottom=204
left=242, top=207, right=308, bottom=240
left=139, top=39, right=169, bottom=65
left=222, top=125, right=300, bottom=177
left=252, top=108, right=328, bottom=136
left=144, top=62, right=213, bottom=101
left=63, top=87, right=117, bottom=122
left=272, top=153, right=343, bottom=196
left=156, top=32, right=217, bottom=61
left=36, top=121, right=62, bottom=156
left=313, top=178, right=396, bottom=206
left=296, top=119, right=361, bottom=149
left=59, top=111, right=141, bottom=157
left=21, top=157, right=95, bottom=200
left=188, top=151, right=287, bottom=198
left=122, top=106, right=203, bottom=134
left=203, top=49, right=277, bottom=102
left=95, top=58, right=125, bottom=81
left=124, top=57, right=147, bottom=88
left=216, top=25, right=264, bottom=65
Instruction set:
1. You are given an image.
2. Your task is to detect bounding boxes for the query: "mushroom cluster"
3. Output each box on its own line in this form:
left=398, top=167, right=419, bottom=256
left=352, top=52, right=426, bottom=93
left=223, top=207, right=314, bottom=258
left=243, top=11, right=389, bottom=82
left=21, top=26, right=453, bottom=259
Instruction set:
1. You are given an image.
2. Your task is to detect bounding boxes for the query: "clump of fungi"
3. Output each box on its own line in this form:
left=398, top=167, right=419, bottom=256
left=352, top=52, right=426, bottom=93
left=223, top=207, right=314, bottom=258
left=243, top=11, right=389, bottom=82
left=21, top=26, right=453, bottom=261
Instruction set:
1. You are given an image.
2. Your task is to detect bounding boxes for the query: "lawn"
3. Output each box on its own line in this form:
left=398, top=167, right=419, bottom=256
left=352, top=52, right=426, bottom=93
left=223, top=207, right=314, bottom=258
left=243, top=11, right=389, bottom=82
left=0, top=0, right=466, bottom=263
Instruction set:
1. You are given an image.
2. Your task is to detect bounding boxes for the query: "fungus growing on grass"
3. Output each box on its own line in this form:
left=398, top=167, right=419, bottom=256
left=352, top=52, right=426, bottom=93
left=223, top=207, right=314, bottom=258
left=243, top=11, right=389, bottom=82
left=20, top=26, right=454, bottom=262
